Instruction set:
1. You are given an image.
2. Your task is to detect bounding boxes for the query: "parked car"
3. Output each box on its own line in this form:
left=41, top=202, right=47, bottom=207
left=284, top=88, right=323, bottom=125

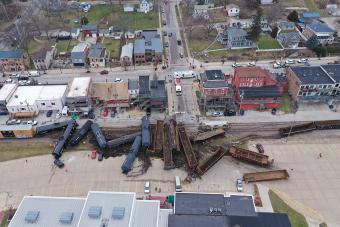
left=144, top=181, right=151, bottom=194
left=285, top=59, right=295, bottom=64
left=179, top=53, right=184, bottom=58
left=164, top=42, right=169, bottom=48
left=27, top=120, right=38, bottom=126
left=110, top=110, right=116, bottom=118
left=54, top=159, right=65, bottom=168
left=297, top=58, right=308, bottom=63
left=168, top=32, right=172, bottom=37
left=102, top=108, right=109, bottom=117
left=7, top=119, right=17, bottom=125
left=115, top=78, right=122, bottom=82
left=212, top=111, right=223, bottom=117
left=100, top=70, right=109, bottom=75
left=56, top=112, right=61, bottom=119
left=9, top=73, right=19, bottom=78
left=5, top=79, right=13, bottom=83
left=46, top=110, right=53, bottom=117
left=236, top=179, right=243, bottom=192
left=248, top=61, right=256, bottom=67
left=232, top=62, right=241, bottom=68
left=16, top=119, right=21, bottom=124
left=88, top=109, right=95, bottom=119
left=256, top=143, right=265, bottom=153
left=91, top=149, right=97, bottom=159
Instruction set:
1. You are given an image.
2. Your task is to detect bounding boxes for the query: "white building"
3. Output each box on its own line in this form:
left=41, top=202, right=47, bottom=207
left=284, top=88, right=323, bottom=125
left=226, top=4, right=240, bottom=17
left=139, top=0, right=153, bottom=13
left=124, top=3, right=134, bottom=12
left=6, top=85, right=67, bottom=117
left=260, top=0, right=273, bottom=4
left=120, top=43, right=133, bottom=66
left=0, top=83, right=17, bottom=114
left=66, top=77, right=92, bottom=114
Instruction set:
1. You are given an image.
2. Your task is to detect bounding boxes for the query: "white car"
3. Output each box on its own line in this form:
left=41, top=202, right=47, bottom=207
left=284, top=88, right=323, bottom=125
left=285, top=59, right=295, bottom=64
left=16, top=119, right=21, bottom=124
left=212, top=111, right=223, bottom=117
left=56, top=113, right=61, bottom=119
left=236, top=179, right=243, bottom=192
left=247, top=61, right=256, bottom=67
left=115, top=78, right=122, bottom=82
left=297, top=58, right=308, bottom=63
left=27, top=120, right=38, bottom=125
left=144, top=181, right=150, bottom=194
left=273, top=63, right=281, bottom=69
left=5, top=79, right=13, bottom=83
left=232, top=63, right=241, bottom=68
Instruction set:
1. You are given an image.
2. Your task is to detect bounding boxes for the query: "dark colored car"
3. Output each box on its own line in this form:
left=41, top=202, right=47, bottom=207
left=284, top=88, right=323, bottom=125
left=54, top=159, right=65, bottom=168
left=168, top=32, right=172, bottom=37
left=46, top=110, right=53, bottom=117
left=110, top=110, right=115, bottom=118
left=100, top=70, right=109, bottom=75
left=88, top=109, right=95, bottom=119
left=256, top=144, right=265, bottom=154
left=98, top=152, right=104, bottom=161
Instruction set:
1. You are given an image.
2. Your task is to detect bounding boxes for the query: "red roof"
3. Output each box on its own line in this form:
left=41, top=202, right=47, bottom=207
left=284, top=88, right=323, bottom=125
left=234, top=67, right=273, bottom=78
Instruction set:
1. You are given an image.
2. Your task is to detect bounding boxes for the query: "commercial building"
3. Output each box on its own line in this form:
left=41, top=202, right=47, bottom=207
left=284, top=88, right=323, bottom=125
left=0, top=49, right=29, bottom=72
left=0, top=83, right=17, bottom=115
left=31, top=44, right=56, bottom=70
left=128, top=79, right=139, bottom=99
left=6, top=85, right=68, bottom=118
left=134, top=30, right=162, bottom=64
left=138, top=76, right=167, bottom=111
left=66, top=77, right=92, bottom=114
left=9, top=191, right=165, bottom=227
left=233, top=67, right=281, bottom=110
left=90, top=82, right=130, bottom=108
left=0, top=124, right=35, bottom=139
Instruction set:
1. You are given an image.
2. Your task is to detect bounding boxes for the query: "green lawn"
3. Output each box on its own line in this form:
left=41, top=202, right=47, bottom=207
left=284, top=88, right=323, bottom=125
left=56, top=40, right=79, bottom=53
left=304, top=0, right=318, bottom=11
left=258, top=35, right=282, bottom=50
left=191, top=39, right=224, bottom=53
left=87, top=5, right=113, bottom=24
left=103, top=38, right=121, bottom=59
left=0, top=218, right=9, bottom=227
left=269, top=190, right=308, bottom=227
left=279, top=93, right=294, bottom=113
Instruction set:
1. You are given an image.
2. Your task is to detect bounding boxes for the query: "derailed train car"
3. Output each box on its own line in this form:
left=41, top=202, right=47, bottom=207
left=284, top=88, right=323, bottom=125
left=69, top=120, right=93, bottom=146
left=121, top=135, right=142, bottom=173
left=141, top=116, right=150, bottom=148
left=52, top=120, right=78, bottom=159
left=91, top=123, right=107, bottom=149
left=36, top=121, right=70, bottom=135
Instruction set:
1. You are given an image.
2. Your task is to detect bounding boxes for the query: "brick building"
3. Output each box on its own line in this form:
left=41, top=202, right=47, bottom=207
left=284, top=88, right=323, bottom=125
left=0, top=49, right=29, bottom=72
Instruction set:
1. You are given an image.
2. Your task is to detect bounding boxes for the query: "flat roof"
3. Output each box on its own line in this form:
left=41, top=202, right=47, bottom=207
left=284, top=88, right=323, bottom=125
left=291, top=66, right=335, bottom=85
left=0, top=124, right=33, bottom=131
left=71, top=43, right=88, bottom=53
left=132, top=200, right=159, bottom=227
left=158, top=209, right=172, bottom=227
left=201, top=70, right=225, bottom=81
left=90, top=82, right=129, bottom=100
left=0, top=83, right=17, bottom=101
left=203, top=81, right=229, bottom=88
left=9, top=196, right=86, bottom=227
left=67, top=77, right=91, bottom=98
left=77, top=191, right=135, bottom=227
left=225, top=195, right=256, bottom=216
left=321, top=64, right=340, bottom=83
left=37, top=85, right=67, bottom=100
left=241, top=86, right=281, bottom=99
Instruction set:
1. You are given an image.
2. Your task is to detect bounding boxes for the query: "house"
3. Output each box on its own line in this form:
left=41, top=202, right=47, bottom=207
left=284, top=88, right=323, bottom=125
left=139, top=0, right=153, bottom=13
left=277, top=21, right=296, bottom=31
left=277, top=31, right=301, bottom=49
left=57, top=30, right=71, bottom=40
left=193, top=5, right=210, bottom=19
left=302, top=22, right=335, bottom=45
left=256, top=17, right=271, bottom=32
left=327, top=4, right=340, bottom=16
left=229, top=18, right=253, bottom=29
left=233, top=67, right=281, bottom=110
left=88, top=43, right=108, bottom=68
left=6, top=85, right=68, bottom=118
left=31, top=44, right=56, bottom=70
left=0, top=49, right=29, bottom=72
left=71, top=43, right=89, bottom=67
left=120, top=43, right=134, bottom=66
left=0, top=83, right=17, bottom=115
left=70, top=28, right=80, bottom=39
left=98, top=29, right=110, bottom=37
left=134, top=31, right=162, bottom=64
left=124, top=3, right=134, bottom=12
left=199, top=70, right=232, bottom=110
left=128, top=79, right=139, bottom=99
left=90, top=82, right=130, bottom=108
left=226, top=4, right=240, bottom=17
left=260, top=0, right=273, bottom=4
left=109, top=26, right=124, bottom=39
left=169, top=192, right=291, bottom=227
left=125, top=29, right=135, bottom=39
left=218, top=27, right=254, bottom=49
left=300, top=12, right=320, bottom=24
left=66, top=77, right=92, bottom=114
left=134, top=39, right=146, bottom=64
left=82, top=24, right=98, bottom=37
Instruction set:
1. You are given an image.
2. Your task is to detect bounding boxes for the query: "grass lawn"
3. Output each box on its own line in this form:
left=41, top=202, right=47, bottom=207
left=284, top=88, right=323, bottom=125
left=0, top=218, right=9, bottom=227
left=304, top=0, right=318, bottom=12
left=279, top=93, right=294, bottom=113
left=269, top=190, right=308, bottom=227
left=258, top=35, right=282, bottom=50
left=87, top=5, right=113, bottom=24
left=56, top=40, right=79, bottom=53
left=191, top=39, right=224, bottom=53
left=109, top=5, right=159, bottom=30
left=103, top=38, right=121, bottom=59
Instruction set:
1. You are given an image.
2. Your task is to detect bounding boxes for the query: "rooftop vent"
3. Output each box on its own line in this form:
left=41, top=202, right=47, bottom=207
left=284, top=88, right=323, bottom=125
left=25, top=210, right=40, bottom=223
left=88, top=206, right=102, bottom=219
left=59, top=212, right=74, bottom=224
left=112, top=207, right=125, bottom=219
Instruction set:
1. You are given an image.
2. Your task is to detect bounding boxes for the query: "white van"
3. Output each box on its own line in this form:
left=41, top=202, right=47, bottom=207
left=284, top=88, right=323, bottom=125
left=175, top=176, right=182, bottom=192
left=61, top=106, right=68, bottom=117
left=144, top=181, right=150, bottom=194
left=28, top=71, right=41, bottom=77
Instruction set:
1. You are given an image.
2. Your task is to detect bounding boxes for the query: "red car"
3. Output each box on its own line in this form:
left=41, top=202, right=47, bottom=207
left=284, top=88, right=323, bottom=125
left=102, top=108, right=109, bottom=117
left=91, top=150, right=97, bottom=159
left=100, top=70, right=109, bottom=75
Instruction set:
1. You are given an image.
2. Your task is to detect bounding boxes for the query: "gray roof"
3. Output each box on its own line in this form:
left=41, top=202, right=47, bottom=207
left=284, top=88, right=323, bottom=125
left=134, top=39, right=145, bottom=54
left=9, top=196, right=86, bottom=227
left=99, top=29, right=110, bottom=34
left=150, top=80, right=167, bottom=101
left=308, top=22, right=335, bottom=33
left=225, top=195, right=256, bottom=216
left=321, top=64, right=340, bottom=83
left=291, top=66, right=335, bottom=85
left=71, top=28, right=80, bottom=33
left=71, top=43, right=88, bottom=59
left=81, top=24, right=98, bottom=32
left=141, top=30, right=158, bottom=43
left=241, top=86, right=281, bottom=99
left=121, top=43, right=133, bottom=59
left=77, top=191, right=135, bottom=227
left=88, top=44, right=105, bottom=58
left=203, top=81, right=229, bottom=88
left=139, top=75, right=150, bottom=95
left=201, top=70, right=225, bottom=81
left=132, top=200, right=159, bottom=227
left=158, top=209, right=172, bottom=227
left=225, top=27, right=247, bottom=37
left=0, top=124, right=33, bottom=131
left=277, top=21, right=295, bottom=29
left=128, top=79, right=139, bottom=90
left=150, top=37, right=162, bottom=53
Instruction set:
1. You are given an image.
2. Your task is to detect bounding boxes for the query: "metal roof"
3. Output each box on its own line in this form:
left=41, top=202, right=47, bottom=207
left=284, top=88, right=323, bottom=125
left=81, top=24, right=98, bottom=32
left=9, top=196, right=85, bottom=227
left=134, top=39, right=146, bottom=54
left=132, top=200, right=159, bottom=227
left=307, top=22, right=334, bottom=33
left=321, top=64, right=340, bottom=83
left=150, top=80, right=166, bottom=101
left=291, top=66, right=335, bottom=85
left=0, top=49, right=24, bottom=59
left=158, top=209, right=172, bottom=227
left=0, top=83, right=17, bottom=102
left=150, top=38, right=162, bottom=53
left=128, top=79, right=139, bottom=90
left=88, top=43, right=106, bottom=58
left=139, top=75, right=150, bottom=95
left=0, top=124, right=33, bottom=131
left=121, top=43, right=133, bottom=59
left=67, top=77, right=91, bottom=98
left=201, top=70, right=225, bottom=81
left=203, top=81, right=229, bottom=88
left=224, top=195, right=256, bottom=217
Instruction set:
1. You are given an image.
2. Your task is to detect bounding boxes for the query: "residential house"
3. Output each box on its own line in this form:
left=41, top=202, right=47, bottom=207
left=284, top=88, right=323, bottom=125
left=124, top=3, right=134, bottom=12
left=120, top=43, right=133, bottom=66
left=193, top=5, right=210, bottom=19
left=134, top=39, right=146, bottom=64
left=66, top=77, right=92, bottom=114
left=88, top=43, right=108, bottom=68
left=233, top=67, right=281, bottom=110
left=229, top=18, right=253, bottom=29
left=98, top=28, right=110, bottom=37
left=82, top=24, right=98, bottom=37
left=57, top=30, right=71, bottom=40
left=327, top=4, right=340, bottom=16
left=109, top=27, right=124, bottom=40
left=287, top=66, right=336, bottom=103
left=254, top=16, right=271, bottom=32
left=0, top=49, right=29, bottom=72
left=260, top=0, right=273, bottom=4
left=277, top=31, right=301, bottom=49
left=71, top=28, right=80, bottom=39
left=90, top=82, right=130, bottom=108
left=71, top=43, right=89, bottom=67
left=199, top=70, right=232, bottom=110
left=226, top=4, right=240, bottom=17
left=128, top=79, right=139, bottom=99
left=300, top=12, right=320, bottom=24
left=125, top=29, right=135, bottom=39
left=139, top=0, right=153, bottom=13
left=277, top=21, right=296, bottom=31
left=31, top=44, right=56, bottom=70
left=219, top=27, right=254, bottom=49
left=302, top=22, right=335, bottom=45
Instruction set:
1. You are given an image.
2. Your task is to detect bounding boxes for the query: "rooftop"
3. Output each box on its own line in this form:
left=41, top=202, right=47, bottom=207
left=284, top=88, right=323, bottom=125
left=0, top=83, right=17, bottom=101
left=150, top=80, right=166, bottom=100
left=134, top=39, right=146, bottom=54
left=128, top=79, right=139, bottom=90
left=201, top=70, right=225, bottom=81
left=8, top=196, right=86, bottom=227
left=307, top=22, right=335, bottom=33
left=132, top=200, right=160, bottom=227
left=291, top=66, right=335, bottom=85
left=321, top=64, right=340, bottom=83
left=203, top=81, right=229, bottom=88
left=139, top=75, right=150, bottom=95
left=150, top=37, right=162, bottom=53
left=88, top=43, right=106, bottom=58
left=241, top=86, right=281, bottom=99
left=0, top=49, right=24, bottom=59
left=302, top=12, right=320, bottom=18
left=121, top=43, right=134, bottom=59
left=81, top=24, right=98, bottom=31
left=0, top=124, right=33, bottom=131
left=91, top=82, right=129, bottom=100
left=71, top=43, right=88, bottom=53
left=37, top=85, right=67, bottom=100
left=67, top=77, right=92, bottom=98
left=141, top=29, right=158, bottom=43
left=235, top=67, right=273, bottom=78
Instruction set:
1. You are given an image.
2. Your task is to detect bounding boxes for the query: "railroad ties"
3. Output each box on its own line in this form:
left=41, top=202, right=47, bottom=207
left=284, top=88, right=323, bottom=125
left=163, top=123, right=174, bottom=169
left=178, top=125, right=198, bottom=170
left=155, top=120, right=164, bottom=152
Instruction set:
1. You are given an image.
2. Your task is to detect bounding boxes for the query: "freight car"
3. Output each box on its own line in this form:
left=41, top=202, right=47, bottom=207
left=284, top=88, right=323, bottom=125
left=314, top=120, right=340, bottom=130
left=141, top=116, right=150, bottom=147
left=107, top=132, right=141, bottom=149
left=229, top=146, right=271, bottom=166
left=52, top=120, right=77, bottom=159
left=36, top=121, right=69, bottom=135
left=91, top=123, right=107, bottom=149
left=121, top=135, right=142, bottom=173
left=279, top=122, right=316, bottom=137
left=69, top=120, right=93, bottom=146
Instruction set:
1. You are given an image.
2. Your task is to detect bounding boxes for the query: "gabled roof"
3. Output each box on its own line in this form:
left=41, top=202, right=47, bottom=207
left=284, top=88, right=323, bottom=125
left=81, top=24, right=97, bottom=31
left=235, top=67, right=273, bottom=79
left=225, top=27, right=247, bottom=37
left=307, top=22, right=335, bottom=33
left=0, top=49, right=24, bottom=59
